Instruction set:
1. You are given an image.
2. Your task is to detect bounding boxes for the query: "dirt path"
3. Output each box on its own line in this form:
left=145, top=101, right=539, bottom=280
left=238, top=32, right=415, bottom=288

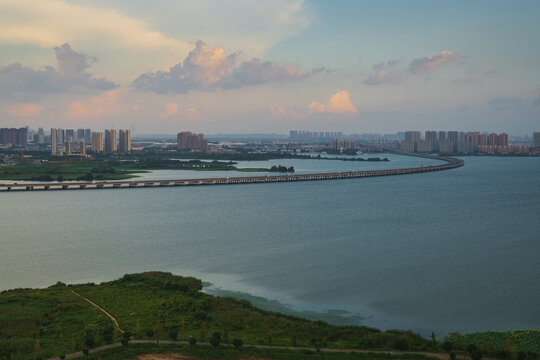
left=70, top=290, right=124, bottom=333
left=47, top=339, right=477, bottom=360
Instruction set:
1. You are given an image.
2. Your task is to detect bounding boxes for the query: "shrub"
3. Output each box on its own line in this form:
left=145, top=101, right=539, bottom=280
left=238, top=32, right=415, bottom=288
left=442, top=341, right=453, bottom=352
left=471, top=349, right=483, bottom=360
left=210, top=332, right=221, bottom=347
left=121, top=339, right=129, bottom=347
left=82, top=348, right=89, bottom=356
left=232, top=338, right=243, bottom=348
left=169, top=330, right=178, bottom=340
left=188, top=337, right=197, bottom=346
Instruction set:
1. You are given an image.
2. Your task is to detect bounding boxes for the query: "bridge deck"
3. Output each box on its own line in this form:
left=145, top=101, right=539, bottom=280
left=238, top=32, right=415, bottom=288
left=0, top=154, right=463, bottom=192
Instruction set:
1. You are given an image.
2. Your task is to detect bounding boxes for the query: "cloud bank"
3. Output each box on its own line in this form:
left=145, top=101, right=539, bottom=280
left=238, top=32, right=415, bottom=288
left=131, top=41, right=319, bottom=94
left=0, top=43, right=118, bottom=98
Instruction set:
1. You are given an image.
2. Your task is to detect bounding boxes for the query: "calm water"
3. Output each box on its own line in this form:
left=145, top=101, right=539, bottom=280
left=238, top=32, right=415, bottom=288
left=1, top=155, right=539, bottom=335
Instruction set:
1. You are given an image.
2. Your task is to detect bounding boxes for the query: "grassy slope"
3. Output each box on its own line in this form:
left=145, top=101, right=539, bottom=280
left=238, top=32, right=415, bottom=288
left=0, top=285, right=112, bottom=359
left=1, top=272, right=538, bottom=360
left=0, top=272, right=428, bottom=360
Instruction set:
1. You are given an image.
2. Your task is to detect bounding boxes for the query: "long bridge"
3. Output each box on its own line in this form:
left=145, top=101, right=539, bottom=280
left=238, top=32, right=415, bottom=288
left=0, top=154, right=463, bottom=192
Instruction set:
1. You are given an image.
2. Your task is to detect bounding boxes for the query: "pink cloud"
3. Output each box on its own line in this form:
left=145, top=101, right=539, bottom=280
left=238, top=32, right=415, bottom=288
left=269, top=105, right=306, bottom=119
left=409, top=50, right=461, bottom=74
left=7, top=103, right=43, bottom=117
left=64, top=89, right=125, bottom=121
left=160, top=102, right=179, bottom=118
left=309, top=91, right=357, bottom=114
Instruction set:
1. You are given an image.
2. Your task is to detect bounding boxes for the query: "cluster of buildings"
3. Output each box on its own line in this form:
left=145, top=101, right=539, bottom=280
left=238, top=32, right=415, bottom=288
left=50, top=128, right=131, bottom=156
left=0, top=128, right=28, bottom=147
left=290, top=130, right=344, bottom=141
left=177, top=131, right=208, bottom=150
left=400, top=130, right=530, bottom=154
left=329, top=137, right=356, bottom=152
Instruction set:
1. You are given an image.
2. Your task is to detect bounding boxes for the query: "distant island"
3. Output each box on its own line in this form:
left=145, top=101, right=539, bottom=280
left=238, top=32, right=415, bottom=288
left=0, top=272, right=538, bottom=360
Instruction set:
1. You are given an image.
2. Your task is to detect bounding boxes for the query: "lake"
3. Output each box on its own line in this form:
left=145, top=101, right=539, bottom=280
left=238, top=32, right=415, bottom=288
left=1, top=154, right=539, bottom=336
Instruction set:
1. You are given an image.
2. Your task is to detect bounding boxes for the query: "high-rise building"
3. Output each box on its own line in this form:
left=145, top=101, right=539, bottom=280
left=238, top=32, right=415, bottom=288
left=84, top=129, right=92, bottom=144
left=466, top=132, right=479, bottom=150
left=330, top=137, right=356, bottom=151
left=498, top=133, right=508, bottom=146
left=91, top=132, right=103, bottom=153
left=104, top=129, right=117, bottom=152
left=488, top=133, right=498, bottom=145
left=177, top=131, right=208, bottom=150
left=0, top=128, right=27, bottom=146
left=37, top=128, right=45, bottom=144
left=56, top=129, right=64, bottom=144
left=51, top=128, right=57, bottom=155
left=447, top=131, right=459, bottom=144
left=77, top=129, right=85, bottom=141
left=425, top=131, right=438, bottom=144
left=533, top=132, right=540, bottom=148
left=415, top=140, right=432, bottom=153
left=438, top=131, right=447, bottom=141
left=65, top=129, right=75, bottom=142
left=439, top=140, right=455, bottom=153
left=79, top=141, right=86, bottom=156
left=479, top=133, right=487, bottom=146
left=405, top=131, right=421, bottom=142
left=65, top=141, right=72, bottom=155
left=118, top=129, right=131, bottom=153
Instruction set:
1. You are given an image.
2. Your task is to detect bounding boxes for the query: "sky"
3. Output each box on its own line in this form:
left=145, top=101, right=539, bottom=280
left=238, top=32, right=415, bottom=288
left=1, top=0, right=539, bottom=135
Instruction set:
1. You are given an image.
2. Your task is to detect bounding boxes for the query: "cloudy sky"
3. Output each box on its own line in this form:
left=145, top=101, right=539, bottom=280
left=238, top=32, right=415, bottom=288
left=1, top=0, right=539, bottom=135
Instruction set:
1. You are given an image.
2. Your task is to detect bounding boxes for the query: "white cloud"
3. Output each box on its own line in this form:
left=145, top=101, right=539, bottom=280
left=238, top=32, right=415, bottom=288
left=132, top=41, right=319, bottom=94
left=0, top=43, right=118, bottom=98
left=0, top=0, right=190, bottom=52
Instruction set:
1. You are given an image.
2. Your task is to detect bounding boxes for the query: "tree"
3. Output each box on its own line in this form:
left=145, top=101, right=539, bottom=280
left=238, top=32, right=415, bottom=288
left=169, top=330, right=178, bottom=341
left=188, top=336, right=197, bottom=346
left=156, top=320, right=163, bottom=346
left=59, top=356, right=66, bottom=360
left=200, top=322, right=207, bottom=341
left=82, top=348, right=89, bottom=356
left=232, top=339, right=243, bottom=348
left=450, top=352, right=456, bottom=360
left=467, top=344, right=478, bottom=354
left=210, top=332, right=221, bottom=347
left=57, top=175, right=64, bottom=182
left=442, top=341, right=453, bottom=353
left=146, top=329, right=154, bottom=338
left=121, top=339, right=129, bottom=347
left=471, top=349, right=483, bottom=360
left=395, top=338, right=409, bottom=351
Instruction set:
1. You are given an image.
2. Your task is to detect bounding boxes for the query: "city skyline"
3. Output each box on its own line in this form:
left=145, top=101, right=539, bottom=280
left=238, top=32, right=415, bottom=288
left=1, top=1, right=539, bottom=135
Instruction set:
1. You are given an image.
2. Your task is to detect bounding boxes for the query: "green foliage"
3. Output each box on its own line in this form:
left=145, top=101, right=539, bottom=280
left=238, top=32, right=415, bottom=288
left=445, top=330, right=540, bottom=354
left=232, top=338, right=243, bottom=348
left=209, top=332, right=221, bottom=347
left=471, top=349, right=484, bottom=360
left=0, top=272, right=478, bottom=360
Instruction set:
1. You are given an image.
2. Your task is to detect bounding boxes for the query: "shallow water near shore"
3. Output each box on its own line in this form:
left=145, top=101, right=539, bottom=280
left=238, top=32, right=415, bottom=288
left=1, top=154, right=539, bottom=336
